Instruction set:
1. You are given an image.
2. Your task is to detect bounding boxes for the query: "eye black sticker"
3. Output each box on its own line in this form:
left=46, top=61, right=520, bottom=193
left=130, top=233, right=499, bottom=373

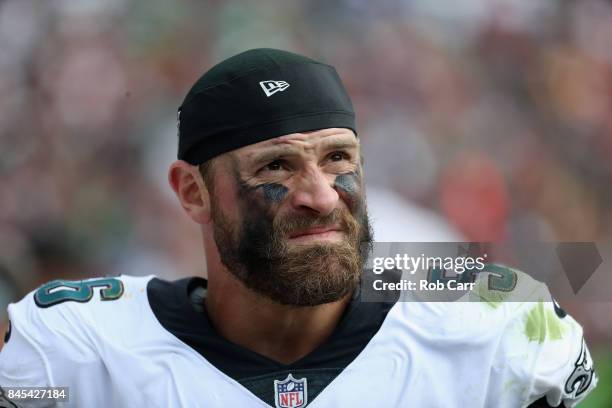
left=333, top=172, right=359, bottom=195
left=258, top=183, right=289, bottom=203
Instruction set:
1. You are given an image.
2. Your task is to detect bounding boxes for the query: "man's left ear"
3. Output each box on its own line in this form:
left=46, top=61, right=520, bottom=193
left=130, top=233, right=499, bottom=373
left=168, top=160, right=212, bottom=224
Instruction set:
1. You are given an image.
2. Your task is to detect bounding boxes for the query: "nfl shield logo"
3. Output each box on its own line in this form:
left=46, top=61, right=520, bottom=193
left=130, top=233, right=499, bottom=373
left=274, top=373, right=308, bottom=408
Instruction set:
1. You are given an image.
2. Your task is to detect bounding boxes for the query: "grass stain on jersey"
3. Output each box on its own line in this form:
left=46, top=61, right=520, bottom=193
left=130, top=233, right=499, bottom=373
left=524, top=301, right=567, bottom=343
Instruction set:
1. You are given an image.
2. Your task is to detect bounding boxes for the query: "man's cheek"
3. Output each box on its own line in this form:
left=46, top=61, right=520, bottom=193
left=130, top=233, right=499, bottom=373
left=257, top=183, right=289, bottom=203
left=333, top=172, right=363, bottom=211
left=334, top=172, right=359, bottom=194
left=235, top=182, right=282, bottom=233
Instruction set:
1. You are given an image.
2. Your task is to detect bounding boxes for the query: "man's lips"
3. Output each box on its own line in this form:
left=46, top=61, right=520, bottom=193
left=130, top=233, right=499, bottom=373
left=288, top=225, right=343, bottom=239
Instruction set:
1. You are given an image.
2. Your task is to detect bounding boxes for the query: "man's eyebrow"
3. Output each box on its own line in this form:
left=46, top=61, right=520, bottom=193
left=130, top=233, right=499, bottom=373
left=249, top=146, right=303, bottom=166
left=319, top=138, right=359, bottom=151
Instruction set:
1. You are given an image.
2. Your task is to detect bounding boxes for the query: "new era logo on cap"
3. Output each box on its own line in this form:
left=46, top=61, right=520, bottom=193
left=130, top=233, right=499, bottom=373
left=260, top=80, right=290, bottom=97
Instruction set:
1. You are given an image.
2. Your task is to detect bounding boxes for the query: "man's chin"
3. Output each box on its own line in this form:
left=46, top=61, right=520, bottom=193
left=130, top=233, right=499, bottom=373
left=240, top=243, right=363, bottom=306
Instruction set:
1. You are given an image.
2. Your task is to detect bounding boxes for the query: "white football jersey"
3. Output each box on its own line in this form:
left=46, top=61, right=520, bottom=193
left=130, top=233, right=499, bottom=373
left=0, top=269, right=597, bottom=408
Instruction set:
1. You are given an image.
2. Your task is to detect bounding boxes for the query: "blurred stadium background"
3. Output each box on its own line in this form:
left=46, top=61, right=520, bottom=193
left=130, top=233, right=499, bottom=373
left=0, top=0, right=610, bottom=405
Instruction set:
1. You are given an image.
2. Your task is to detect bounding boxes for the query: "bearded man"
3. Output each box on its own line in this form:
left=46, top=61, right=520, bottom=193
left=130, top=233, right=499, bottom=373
left=0, top=49, right=596, bottom=408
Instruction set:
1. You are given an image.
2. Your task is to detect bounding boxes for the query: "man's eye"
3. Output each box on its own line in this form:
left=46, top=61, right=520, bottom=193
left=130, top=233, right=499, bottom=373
left=264, top=160, right=284, bottom=171
left=330, top=152, right=349, bottom=162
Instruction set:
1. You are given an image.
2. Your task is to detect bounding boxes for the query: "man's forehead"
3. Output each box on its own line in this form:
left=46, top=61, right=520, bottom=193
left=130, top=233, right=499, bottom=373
left=239, top=128, right=358, bottom=155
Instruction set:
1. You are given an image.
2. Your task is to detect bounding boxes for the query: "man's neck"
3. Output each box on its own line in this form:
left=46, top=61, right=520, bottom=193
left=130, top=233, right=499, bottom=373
left=204, top=272, right=351, bottom=365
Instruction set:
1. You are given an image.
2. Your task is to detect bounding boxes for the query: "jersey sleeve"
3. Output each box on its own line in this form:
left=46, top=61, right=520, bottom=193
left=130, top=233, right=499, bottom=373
left=523, top=299, right=597, bottom=407
left=0, top=288, right=115, bottom=407
left=0, top=317, right=55, bottom=408
left=475, top=266, right=598, bottom=407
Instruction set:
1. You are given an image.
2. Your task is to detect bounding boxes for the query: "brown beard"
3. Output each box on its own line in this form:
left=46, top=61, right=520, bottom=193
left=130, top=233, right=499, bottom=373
left=210, top=196, right=373, bottom=306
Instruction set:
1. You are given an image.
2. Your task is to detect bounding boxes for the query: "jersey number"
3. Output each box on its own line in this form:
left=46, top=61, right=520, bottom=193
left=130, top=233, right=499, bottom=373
left=428, top=264, right=517, bottom=291
left=34, top=278, right=124, bottom=308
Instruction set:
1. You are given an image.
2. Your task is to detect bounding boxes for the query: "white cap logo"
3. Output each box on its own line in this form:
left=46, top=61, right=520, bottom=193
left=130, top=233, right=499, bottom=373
left=260, top=80, right=290, bottom=97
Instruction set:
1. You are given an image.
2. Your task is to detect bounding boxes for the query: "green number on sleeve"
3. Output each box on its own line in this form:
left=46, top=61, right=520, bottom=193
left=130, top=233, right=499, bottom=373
left=483, top=264, right=517, bottom=292
left=34, top=278, right=124, bottom=308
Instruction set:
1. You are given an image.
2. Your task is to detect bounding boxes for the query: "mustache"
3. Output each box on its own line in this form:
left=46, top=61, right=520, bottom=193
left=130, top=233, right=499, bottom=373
left=273, top=208, right=357, bottom=238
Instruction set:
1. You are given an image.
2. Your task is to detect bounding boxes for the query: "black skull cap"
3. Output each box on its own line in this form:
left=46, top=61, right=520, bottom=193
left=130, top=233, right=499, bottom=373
left=177, top=48, right=356, bottom=165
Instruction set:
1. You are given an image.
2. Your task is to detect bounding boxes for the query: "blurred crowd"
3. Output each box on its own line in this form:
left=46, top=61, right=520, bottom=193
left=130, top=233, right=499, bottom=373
left=0, top=0, right=611, bottom=367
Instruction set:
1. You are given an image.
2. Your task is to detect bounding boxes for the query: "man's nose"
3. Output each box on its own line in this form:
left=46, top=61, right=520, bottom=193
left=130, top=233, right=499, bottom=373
left=289, top=167, right=339, bottom=216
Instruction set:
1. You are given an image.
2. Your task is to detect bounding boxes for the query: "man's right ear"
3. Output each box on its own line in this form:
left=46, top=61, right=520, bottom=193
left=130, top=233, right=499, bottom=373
left=168, top=160, right=212, bottom=224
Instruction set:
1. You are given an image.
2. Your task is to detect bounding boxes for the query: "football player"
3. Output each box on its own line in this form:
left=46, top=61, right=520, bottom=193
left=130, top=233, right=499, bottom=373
left=0, top=49, right=597, bottom=407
